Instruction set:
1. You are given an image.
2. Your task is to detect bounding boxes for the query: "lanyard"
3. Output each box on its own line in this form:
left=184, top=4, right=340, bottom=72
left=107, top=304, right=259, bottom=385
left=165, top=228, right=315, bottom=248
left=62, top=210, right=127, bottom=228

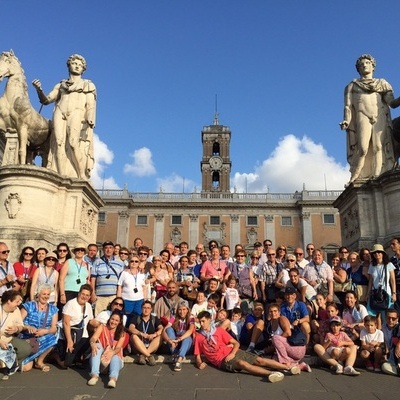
left=43, top=266, right=54, bottom=283
left=75, top=260, right=83, bottom=279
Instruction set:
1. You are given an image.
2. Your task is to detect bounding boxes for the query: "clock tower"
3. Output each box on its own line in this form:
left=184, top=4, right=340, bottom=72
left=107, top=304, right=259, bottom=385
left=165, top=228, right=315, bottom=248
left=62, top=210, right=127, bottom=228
left=201, top=113, right=231, bottom=193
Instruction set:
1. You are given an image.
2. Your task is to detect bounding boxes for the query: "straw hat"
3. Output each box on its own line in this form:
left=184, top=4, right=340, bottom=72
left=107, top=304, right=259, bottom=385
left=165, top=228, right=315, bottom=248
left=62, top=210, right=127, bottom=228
left=370, top=244, right=387, bottom=254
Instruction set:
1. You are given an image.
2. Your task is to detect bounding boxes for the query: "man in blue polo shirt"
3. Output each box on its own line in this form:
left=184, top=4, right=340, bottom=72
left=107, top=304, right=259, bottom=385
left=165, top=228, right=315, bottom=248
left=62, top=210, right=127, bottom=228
left=91, top=241, right=124, bottom=316
left=280, top=287, right=311, bottom=344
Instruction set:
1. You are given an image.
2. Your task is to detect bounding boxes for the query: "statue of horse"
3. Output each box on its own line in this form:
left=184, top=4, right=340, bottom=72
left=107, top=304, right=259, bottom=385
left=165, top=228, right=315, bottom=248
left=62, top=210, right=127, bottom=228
left=0, top=50, right=51, bottom=166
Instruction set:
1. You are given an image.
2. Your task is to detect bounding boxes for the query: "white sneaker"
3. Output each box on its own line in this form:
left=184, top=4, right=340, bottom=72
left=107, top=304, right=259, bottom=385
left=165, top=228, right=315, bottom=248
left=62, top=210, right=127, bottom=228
left=343, top=366, right=360, bottom=376
left=107, top=379, right=116, bottom=388
left=87, top=376, right=99, bottom=386
left=268, top=372, right=284, bottom=383
left=289, top=366, right=301, bottom=375
left=381, top=362, right=397, bottom=376
left=335, top=364, right=343, bottom=374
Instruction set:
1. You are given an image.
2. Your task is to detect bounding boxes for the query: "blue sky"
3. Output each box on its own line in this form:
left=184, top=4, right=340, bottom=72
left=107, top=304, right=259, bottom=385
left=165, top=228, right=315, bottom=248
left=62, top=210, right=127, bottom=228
left=2, top=1, right=400, bottom=193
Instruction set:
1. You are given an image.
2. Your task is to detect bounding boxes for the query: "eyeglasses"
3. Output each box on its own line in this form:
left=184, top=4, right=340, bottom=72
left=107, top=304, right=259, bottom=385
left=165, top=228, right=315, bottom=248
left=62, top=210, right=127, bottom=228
left=287, top=259, right=296, bottom=262
left=24, top=252, right=34, bottom=256
left=251, top=256, right=259, bottom=259
left=130, top=260, right=140, bottom=264
left=307, top=247, right=314, bottom=251
left=1, top=250, right=10, bottom=254
left=113, top=302, right=124, bottom=307
left=119, top=252, right=129, bottom=255
left=387, top=316, right=398, bottom=321
left=139, top=252, right=148, bottom=256
left=74, top=248, right=85, bottom=252
left=267, top=254, right=276, bottom=256
left=294, top=252, right=303, bottom=256
left=58, top=249, right=68, bottom=253
left=46, top=258, right=57, bottom=262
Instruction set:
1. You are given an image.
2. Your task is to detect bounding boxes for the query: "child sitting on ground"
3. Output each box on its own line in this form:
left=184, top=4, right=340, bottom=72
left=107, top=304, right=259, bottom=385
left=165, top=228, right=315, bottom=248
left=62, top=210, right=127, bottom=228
left=359, top=315, right=384, bottom=372
left=229, top=307, right=244, bottom=341
left=191, top=291, right=208, bottom=329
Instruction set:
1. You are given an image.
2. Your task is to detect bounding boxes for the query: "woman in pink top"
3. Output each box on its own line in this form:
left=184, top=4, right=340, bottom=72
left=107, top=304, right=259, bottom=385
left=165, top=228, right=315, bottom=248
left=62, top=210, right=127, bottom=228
left=200, top=247, right=230, bottom=285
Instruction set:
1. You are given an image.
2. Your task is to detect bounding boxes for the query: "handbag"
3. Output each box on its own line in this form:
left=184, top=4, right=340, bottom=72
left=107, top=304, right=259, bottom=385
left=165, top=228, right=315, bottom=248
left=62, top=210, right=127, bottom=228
left=370, top=265, right=390, bottom=311
left=334, top=278, right=352, bottom=292
left=182, top=286, right=198, bottom=301
left=25, top=302, right=50, bottom=355
left=287, top=326, right=307, bottom=346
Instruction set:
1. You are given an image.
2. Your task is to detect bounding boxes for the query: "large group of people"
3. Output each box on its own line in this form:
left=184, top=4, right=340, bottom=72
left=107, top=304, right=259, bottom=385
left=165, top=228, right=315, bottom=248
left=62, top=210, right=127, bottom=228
left=0, top=237, right=399, bottom=387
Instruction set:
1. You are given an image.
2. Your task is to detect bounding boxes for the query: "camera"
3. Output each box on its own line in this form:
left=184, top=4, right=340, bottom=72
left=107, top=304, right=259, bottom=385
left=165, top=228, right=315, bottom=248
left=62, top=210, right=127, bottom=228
left=105, top=274, right=111, bottom=279
left=76, top=279, right=81, bottom=284
left=133, top=288, right=138, bottom=293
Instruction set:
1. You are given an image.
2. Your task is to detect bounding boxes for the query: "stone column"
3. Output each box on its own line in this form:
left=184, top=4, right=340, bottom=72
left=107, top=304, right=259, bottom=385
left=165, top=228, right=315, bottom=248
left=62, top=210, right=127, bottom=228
left=264, top=215, right=275, bottom=244
left=117, top=211, right=130, bottom=246
left=189, top=214, right=199, bottom=249
left=153, top=214, right=164, bottom=254
left=230, top=214, right=239, bottom=247
left=301, top=211, right=312, bottom=249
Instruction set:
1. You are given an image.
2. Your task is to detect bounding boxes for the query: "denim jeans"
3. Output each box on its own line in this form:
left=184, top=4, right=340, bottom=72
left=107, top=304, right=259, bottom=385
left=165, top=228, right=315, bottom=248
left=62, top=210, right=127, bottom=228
left=165, top=327, right=192, bottom=358
left=90, top=343, right=123, bottom=379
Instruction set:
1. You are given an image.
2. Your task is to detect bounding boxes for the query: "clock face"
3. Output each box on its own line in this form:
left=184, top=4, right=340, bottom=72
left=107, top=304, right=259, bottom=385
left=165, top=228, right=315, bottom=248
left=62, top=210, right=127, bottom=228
left=209, top=156, right=223, bottom=170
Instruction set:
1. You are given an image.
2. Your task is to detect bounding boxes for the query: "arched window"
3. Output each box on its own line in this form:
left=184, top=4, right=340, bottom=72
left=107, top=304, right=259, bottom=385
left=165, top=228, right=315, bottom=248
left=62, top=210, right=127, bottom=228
left=212, top=171, right=220, bottom=188
left=212, top=142, right=220, bottom=156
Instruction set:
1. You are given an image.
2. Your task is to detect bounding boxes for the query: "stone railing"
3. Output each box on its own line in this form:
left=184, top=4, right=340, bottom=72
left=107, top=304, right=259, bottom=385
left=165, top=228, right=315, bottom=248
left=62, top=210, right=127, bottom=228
left=96, top=189, right=342, bottom=203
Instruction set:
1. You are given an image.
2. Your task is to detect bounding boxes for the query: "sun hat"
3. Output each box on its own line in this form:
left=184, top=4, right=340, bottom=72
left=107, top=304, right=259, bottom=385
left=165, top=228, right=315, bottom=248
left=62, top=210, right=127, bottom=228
left=370, top=244, right=387, bottom=254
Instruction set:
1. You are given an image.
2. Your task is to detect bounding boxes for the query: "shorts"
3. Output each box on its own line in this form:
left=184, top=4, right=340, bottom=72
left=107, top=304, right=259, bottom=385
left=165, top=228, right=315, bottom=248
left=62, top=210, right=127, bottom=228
left=222, top=349, right=258, bottom=372
left=326, top=346, right=344, bottom=357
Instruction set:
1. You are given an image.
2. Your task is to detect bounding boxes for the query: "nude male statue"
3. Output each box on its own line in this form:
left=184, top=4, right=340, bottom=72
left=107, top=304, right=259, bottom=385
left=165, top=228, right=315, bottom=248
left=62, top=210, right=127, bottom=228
left=340, top=54, right=400, bottom=184
left=32, top=54, right=96, bottom=179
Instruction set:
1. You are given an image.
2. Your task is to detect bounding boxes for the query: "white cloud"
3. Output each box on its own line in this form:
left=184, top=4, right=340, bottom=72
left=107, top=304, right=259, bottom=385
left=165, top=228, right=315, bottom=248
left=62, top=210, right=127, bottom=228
left=156, top=173, right=199, bottom=193
left=124, top=147, right=156, bottom=177
left=231, top=134, right=350, bottom=193
left=90, top=133, right=120, bottom=189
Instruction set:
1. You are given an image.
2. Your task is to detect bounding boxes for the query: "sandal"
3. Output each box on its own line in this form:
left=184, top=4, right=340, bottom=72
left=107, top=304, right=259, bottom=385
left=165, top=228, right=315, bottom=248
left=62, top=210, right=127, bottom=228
left=34, top=363, right=51, bottom=372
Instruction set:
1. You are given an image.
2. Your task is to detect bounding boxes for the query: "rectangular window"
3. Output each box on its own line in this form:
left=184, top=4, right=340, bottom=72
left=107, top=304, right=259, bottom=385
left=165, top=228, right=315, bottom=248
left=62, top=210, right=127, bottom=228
left=281, top=216, right=292, bottom=226
left=323, top=213, right=335, bottom=224
left=137, top=215, right=148, bottom=225
left=247, top=216, right=258, bottom=226
left=210, top=216, right=220, bottom=225
left=171, top=215, right=182, bottom=225
left=98, top=212, right=106, bottom=223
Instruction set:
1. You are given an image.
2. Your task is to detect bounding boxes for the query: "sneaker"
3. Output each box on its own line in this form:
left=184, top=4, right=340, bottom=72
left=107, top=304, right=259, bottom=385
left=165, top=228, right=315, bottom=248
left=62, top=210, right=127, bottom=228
left=335, top=364, right=343, bottom=374
left=381, top=362, right=397, bottom=376
left=147, top=355, right=156, bottom=366
left=299, top=362, right=312, bottom=373
left=138, top=355, right=146, bottom=365
left=365, top=360, right=374, bottom=371
left=253, top=349, right=265, bottom=356
left=7, top=364, right=19, bottom=376
left=343, top=366, right=360, bottom=376
left=268, top=371, right=284, bottom=383
left=87, top=376, right=99, bottom=386
left=289, top=365, right=301, bottom=375
left=174, top=362, right=182, bottom=371
left=373, top=363, right=381, bottom=372
left=107, top=379, right=116, bottom=388
left=246, top=345, right=255, bottom=353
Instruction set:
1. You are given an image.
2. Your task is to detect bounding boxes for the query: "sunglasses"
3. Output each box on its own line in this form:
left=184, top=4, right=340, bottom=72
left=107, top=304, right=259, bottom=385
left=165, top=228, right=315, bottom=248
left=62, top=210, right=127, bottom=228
left=139, top=252, right=148, bottom=256
left=1, top=250, right=10, bottom=254
left=251, top=256, right=259, bottom=259
left=294, top=252, right=303, bottom=255
left=58, top=249, right=68, bottom=253
left=387, top=316, right=398, bottom=321
left=119, top=252, right=129, bottom=255
left=267, top=254, right=276, bottom=256
left=24, top=252, right=34, bottom=256
left=287, top=259, right=296, bottom=262
left=46, top=258, right=57, bottom=262
left=130, top=260, right=140, bottom=263
left=113, top=302, right=124, bottom=307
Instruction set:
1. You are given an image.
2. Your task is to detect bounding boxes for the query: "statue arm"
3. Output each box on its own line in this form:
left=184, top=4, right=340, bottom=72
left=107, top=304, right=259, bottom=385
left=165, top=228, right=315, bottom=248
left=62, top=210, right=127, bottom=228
left=340, top=83, right=353, bottom=130
left=32, top=80, right=60, bottom=105
left=85, top=81, right=96, bottom=128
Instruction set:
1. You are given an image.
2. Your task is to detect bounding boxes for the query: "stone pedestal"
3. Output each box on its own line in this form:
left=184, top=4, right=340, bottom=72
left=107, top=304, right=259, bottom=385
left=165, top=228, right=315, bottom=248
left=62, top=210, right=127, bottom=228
left=333, top=169, right=400, bottom=251
left=0, top=165, right=104, bottom=259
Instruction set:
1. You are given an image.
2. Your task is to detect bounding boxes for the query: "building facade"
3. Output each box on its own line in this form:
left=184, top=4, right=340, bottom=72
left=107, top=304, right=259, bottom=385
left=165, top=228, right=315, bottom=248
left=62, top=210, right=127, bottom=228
left=96, top=116, right=343, bottom=255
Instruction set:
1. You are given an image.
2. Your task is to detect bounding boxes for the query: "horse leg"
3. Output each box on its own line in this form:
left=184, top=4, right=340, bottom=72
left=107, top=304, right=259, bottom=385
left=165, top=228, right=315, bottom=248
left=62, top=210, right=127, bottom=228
left=18, top=124, right=28, bottom=164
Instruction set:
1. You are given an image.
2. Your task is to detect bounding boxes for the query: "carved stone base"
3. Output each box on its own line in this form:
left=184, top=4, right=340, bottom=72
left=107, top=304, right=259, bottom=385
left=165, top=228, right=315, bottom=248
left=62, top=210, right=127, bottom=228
left=0, top=165, right=104, bottom=258
left=334, top=169, right=400, bottom=251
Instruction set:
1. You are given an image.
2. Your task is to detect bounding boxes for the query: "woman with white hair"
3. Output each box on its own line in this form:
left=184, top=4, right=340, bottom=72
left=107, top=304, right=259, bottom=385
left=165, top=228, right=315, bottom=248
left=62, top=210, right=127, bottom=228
left=20, top=283, right=59, bottom=372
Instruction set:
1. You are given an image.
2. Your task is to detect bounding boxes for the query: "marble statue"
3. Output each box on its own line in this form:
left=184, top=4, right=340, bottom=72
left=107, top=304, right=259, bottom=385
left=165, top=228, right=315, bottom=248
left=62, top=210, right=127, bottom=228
left=340, top=54, right=400, bottom=184
left=0, top=50, right=51, bottom=165
left=32, top=54, right=96, bottom=179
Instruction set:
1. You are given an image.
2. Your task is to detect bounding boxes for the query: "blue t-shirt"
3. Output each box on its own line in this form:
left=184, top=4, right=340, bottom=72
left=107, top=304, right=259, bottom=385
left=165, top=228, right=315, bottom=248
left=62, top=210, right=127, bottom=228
left=280, top=301, right=309, bottom=323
